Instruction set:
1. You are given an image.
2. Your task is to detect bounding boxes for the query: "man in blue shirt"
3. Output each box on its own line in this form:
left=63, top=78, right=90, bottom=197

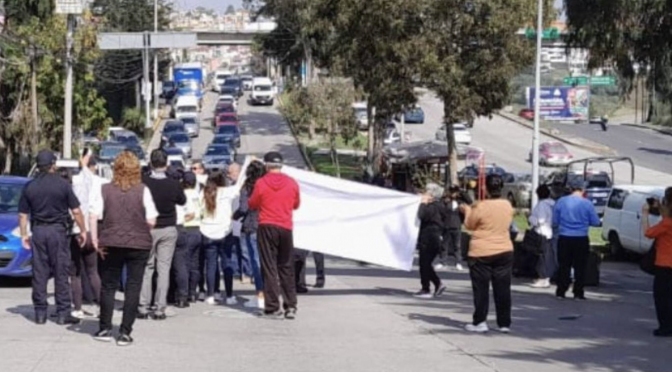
left=553, top=178, right=601, bottom=300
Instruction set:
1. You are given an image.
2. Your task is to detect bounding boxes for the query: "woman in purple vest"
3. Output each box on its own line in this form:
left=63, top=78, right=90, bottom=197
left=89, top=151, right=158, bottom=347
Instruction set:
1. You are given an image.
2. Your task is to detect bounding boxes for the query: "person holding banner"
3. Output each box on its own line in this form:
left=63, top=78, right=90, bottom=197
left=461, top=174, right=514, bottom=334
left=249, top=152, right=301, bottom=320
left=414, top=183, right=448, bottom=299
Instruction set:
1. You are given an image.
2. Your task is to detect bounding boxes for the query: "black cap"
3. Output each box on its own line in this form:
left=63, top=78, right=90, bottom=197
left=263, top=151, right=284, bottom=165
left=36, top=150, right=57, bottom=167
left=183, top=171, right=196, bottom=185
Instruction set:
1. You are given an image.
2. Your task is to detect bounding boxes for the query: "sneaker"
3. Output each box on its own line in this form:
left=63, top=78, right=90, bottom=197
left=465, top=322, right=489, bottom=333
left=257, top=310, right=285, bottom=320
left=71, top=310, right=86, bottom=319
left=225, top=296, right=238, bottom=306
left=433, top=263, right=445, bottom=271
left=456, top=263, right=464, bottom=271
left=530, top=279, right=551, bottom=289
left=244, top=298, right=264, bottom=309
left=116, top=334, right=133, bottom=347
left=285, top=308, right=297, bottom=320
left=434, top=285, right=447, bottom=297
left=296, top=286, right=309, bottom=294
left=82, top=305, right=100, bottom=318
left=413, top=290, right=433, bottom=299
left=93, top=329, right=114, bottom=342
left=498, top=327, right=511, bottom=334
left=214, top=293, right=223, bottom=302
left=205, top=296, right=217, bottom=305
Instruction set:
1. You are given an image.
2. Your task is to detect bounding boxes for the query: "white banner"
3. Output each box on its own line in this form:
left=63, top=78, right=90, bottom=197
left=282, top=167, right=421, bottom=271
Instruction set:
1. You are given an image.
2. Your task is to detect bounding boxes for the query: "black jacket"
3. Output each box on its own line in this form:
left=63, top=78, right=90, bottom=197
left=418, top=201, right=447, bottom=235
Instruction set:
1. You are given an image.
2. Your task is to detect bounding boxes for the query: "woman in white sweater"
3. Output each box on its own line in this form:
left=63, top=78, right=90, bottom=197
left=528, top=184, right=555, bottom=288
left=200, top=172, right=240, bottom=305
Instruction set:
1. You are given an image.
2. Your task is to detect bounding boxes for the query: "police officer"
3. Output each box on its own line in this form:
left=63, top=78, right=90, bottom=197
left=18, top=150, right=88, bottom=325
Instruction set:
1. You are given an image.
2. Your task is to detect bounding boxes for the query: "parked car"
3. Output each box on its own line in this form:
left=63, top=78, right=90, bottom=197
left=161, top=81, right=177, bottom=100
left=435, top=123, right=471, bottom=145
left=529, top=141, right=573, bottom=166
left=181, top=117, right=199, bottom=138
left=602, top=185, right=665, bottom=256
left=519, top=108, right=534, bottom=120
left=202, top=144, right=233, bottom=171
left=98, top=141, right=128, bottom=164
left=395, top=107, right=425, bottom=124
left=352, top=102, right=368, bottom=130
left=545, top=170, right=613, bottom=215
left=215, top=113, right=239, bottom=127
left=161, top=120, right=186, bottom=144
left=28, top=159, right=112, bottom=180
left=213, top=125, right=241, bottom=148
left=82, top=131, right=101, bottom=146
left=501, top=172, right=535, bottom=208
left=164, top=132, right=192, bottom=158
left=458, top=164, right=508, bottom=182
left=383, top=128, right=401, bottom=146
left=0, top=176, right=32, bottom=277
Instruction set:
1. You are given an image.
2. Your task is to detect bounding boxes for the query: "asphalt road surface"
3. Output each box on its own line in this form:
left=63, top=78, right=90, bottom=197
left=547, top=122, right=672, bottom=175
left=400, top=92, right=672, bottom=185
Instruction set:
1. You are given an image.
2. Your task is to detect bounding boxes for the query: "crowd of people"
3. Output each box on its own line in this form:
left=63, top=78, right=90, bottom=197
left=413, top=175, right=672, bottom=337
left=18, top=148, right=316, bottom=346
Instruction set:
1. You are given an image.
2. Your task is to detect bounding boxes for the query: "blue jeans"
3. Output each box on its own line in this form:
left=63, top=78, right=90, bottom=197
left=202, top=234, right=235, bottom=298
left=229, top=236, right=251, bottom=278
left=242, top=233, right=264, bottom=292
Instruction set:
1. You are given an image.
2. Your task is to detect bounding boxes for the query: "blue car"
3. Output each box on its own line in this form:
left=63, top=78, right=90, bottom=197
left=0, top=176, right=32, bottom=277
left=397, top=107, right=425, bottom=124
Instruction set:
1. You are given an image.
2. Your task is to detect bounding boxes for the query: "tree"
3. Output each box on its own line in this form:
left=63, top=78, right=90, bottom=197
left=422, top=0, right=544, bottom=184
left=225, top=5, right=237, bottom=15
left=565, top=0, right=672, bottom=122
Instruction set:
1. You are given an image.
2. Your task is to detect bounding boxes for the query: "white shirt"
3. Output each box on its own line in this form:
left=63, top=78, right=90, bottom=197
left=529, top=198, right=555, bottom=239
left=199, top=186, right=238, bottom=240
left=90, top=184, right=159, bottom=222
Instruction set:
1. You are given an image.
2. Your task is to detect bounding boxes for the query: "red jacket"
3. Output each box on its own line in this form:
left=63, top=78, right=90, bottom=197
left=248, top=172, right=300, bottom=231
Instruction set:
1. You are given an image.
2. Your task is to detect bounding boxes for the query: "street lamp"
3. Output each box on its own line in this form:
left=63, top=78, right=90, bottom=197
left=531, top=0, right=543, bottom=208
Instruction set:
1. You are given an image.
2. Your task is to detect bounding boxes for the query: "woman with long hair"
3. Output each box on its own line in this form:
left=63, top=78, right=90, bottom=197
left=200, top=171, right=238, bottom=305
left=90, top=151, right=158, bottom=346
left=460, top=174, right=515, bottom=334
left=233, top=160, right=266, bottom=309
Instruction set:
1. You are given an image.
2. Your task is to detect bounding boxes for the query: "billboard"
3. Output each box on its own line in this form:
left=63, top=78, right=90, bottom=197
left=527, top=86, right=590, bottom=121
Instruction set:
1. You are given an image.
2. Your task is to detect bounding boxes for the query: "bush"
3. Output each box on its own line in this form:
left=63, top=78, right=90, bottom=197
left=121, top=107, right=145, bottom=135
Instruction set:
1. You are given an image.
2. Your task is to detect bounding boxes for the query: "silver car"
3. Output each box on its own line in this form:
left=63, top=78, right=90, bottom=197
left=165, top=132, right=192, bottom=158
left=502, top=172, right=534, bottom=209
left=181, top=116, right=199, bottom=137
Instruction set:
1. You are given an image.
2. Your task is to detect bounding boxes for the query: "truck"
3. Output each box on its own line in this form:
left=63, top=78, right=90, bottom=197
left=173, top=62, right=205, bottom=106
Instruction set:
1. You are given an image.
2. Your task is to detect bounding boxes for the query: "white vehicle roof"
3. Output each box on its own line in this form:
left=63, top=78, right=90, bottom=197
left=218, top=95, right=236, bottom=101
left=252, top=77, right=272, bottom=85
left=453, top=123, right=468, bottom=130
left=177, top=62, right=203, bottom=69
left=108, top=126, right=125, bottom=135
left=352, top=102, right=367, bottom=109
left=216, top=69, right=234, bottom=75
left=175, top=96, right=199, bottom=106
left=611, top=185, right=665, bottom=194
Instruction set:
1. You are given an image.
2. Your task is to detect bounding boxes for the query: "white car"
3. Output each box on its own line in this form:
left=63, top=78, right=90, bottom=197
left=212, top=70, right=234, bottom=91
left=217, top=94, right=238, bottom=110
left=435, top=123, right=471, bottom=145
left=352, top=102, right=368, bottom=130
left=602, top=185, right=665, bottom=256
left=174, top=96, right=200, bottom=121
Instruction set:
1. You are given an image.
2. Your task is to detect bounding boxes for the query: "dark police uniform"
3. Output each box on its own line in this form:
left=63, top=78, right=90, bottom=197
left=19, top=170, right=80, bottom=317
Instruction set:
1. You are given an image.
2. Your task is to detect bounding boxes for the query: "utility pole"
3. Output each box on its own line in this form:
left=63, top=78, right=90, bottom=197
left=63, top=14, right=75, bottom=158
left=143, top=32, right=151, bottom=139
left=29, top=39, right=40, bottom=146
left=531, top=0, right=543, bottom=208
left=153, top=0, right=159, bottom=119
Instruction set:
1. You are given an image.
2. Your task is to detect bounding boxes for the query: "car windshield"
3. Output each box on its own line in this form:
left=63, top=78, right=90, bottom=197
left=217, top=126, right=238, bottom=135
left=164, top=124, right=184, bottom=133
left=169, top=134, right=190, bottom=143
left=165, top=148, right=183, bottom=156
left=547, top=143, right=568, bottom=153
left=218, top=115, right=237, bottom=122
left=216, top=105, right=235, bottom=113
left=454, top=126, right=466, bottom=132
left=178, top=80, right=198, bottom=89
left=0, top=183, right=24, bottom=213
left=254, top=85, right=272, bottom=92
left=116, top=135, right=138, bottom=144
left=213, top=136, right=233, bottom=144
left=216, top=74, right=231, bottom=80
left=100, top=146, right=125, bottom=159
left=177, top=106, right=198, bottom=113
left=182, top=118, right=197, bottom=124
left=354, top=109, right=367, bottom=119
left=206, top=146, right=230, bottom=156
left=408, top=108, right=422, bottom=115
left=224, top=78, right=240, bottom=86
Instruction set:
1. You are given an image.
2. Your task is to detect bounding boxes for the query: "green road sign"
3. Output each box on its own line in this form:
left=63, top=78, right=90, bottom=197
left=525, top=27, right=560, bottom=40
left=563, top=76, right=616, bottom=86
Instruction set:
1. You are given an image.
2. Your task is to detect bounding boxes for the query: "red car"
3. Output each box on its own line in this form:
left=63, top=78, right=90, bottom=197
left=519, top=108, right=534, bottom=121
left=215, top=103, right=236, bottom=115
left=215, top=113, right=239, bottom=127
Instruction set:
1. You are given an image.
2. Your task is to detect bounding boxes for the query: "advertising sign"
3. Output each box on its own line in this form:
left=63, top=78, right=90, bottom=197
left=527, top=86, right=590, bottom=121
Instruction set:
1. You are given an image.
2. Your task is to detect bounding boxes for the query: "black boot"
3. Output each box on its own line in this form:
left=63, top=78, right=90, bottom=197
left=175, top=300, right=190, bottom=309
left=56, top=314, right=81, bottom=325
left=35, top=312, right=47, bottom=325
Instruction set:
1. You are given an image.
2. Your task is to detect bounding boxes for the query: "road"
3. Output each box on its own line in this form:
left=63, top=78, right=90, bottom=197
left=400, top=92, right=672, bottom=185
left=1, top=96, right=671, bottom=372
left=546, top=122, right=672, bottom=175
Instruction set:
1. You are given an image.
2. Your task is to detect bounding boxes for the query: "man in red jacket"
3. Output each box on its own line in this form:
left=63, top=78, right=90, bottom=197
left=248, top=152, right=301, bottom=319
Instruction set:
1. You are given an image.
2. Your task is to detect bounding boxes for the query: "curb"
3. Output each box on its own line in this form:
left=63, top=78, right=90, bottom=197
left=276, top=95, right=316, bottom=171
left=621, top=123, right=672, bottom=136
left=496, top=112, right=616, bottom=156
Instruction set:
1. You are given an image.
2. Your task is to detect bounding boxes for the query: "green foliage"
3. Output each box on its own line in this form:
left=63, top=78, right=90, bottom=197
left=121, top=107, right=146, bottom=135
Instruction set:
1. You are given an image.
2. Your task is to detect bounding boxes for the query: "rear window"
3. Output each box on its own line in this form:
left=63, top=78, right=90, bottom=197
left=177, top=106, right=198, bottom=113
left=548, top=143, right=568, bottom=153
left=607, top=189, right=628, bottom=210
left=217, top=126, right=238, bottom=135
left=169, top=134, right=189, bottom=143
left=254, top=85, right=272, bottom=92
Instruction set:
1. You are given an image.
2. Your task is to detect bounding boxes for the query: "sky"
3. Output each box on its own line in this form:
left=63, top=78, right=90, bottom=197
left=172, top=0, right=243, bottom=12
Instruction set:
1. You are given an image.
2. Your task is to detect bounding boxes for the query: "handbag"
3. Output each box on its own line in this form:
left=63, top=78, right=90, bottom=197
left=522, top=228, right=543, bottom=254
left=640, top=242, right=657, bottom=276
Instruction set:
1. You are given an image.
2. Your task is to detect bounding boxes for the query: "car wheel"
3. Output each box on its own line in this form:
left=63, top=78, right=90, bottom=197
left=608, top=231, right=625, bottom=260
left=507, top=193, right=517, bottom=208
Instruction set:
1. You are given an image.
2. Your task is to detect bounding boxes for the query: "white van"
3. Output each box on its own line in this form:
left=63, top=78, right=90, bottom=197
left=174, top=96, right=200, bottom=121
left=602, top=185, right=665, bottom=256
left=352, top=102, right=368, bottom=130
left=213, top=69, right=234, bottom=91
left=250, top=77, right=275, bottom=106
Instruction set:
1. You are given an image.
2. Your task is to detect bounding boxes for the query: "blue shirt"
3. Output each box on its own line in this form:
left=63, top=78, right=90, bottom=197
left=553, top=194, right=601, bottom=237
